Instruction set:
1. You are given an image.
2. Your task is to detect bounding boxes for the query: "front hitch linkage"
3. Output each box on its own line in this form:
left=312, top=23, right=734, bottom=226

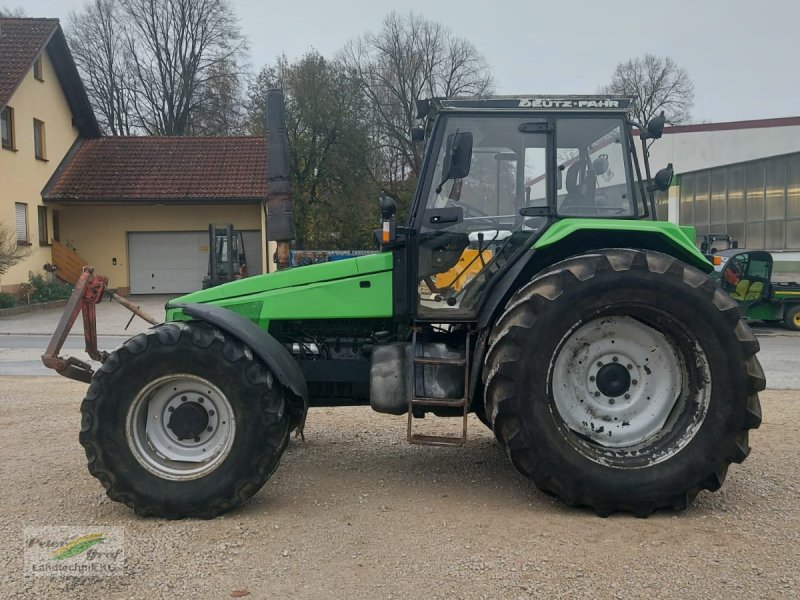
left=41, top=266, right=159, bottom=383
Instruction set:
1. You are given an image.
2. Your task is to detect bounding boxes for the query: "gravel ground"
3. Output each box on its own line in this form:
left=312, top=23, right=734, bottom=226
left=0, top=377, right=798, bottom=599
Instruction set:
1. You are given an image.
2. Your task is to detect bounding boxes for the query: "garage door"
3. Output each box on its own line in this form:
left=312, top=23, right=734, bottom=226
left=129, top=232, right=209, bottom=294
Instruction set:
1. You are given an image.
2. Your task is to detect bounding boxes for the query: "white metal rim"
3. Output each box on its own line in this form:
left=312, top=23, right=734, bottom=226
left=126, top=374, right=236, bottom=481
left=551, top=315, right=684, bottom=449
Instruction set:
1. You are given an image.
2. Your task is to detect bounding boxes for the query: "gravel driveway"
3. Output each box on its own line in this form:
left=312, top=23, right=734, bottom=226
left=1, top=377, right=798, bottom=599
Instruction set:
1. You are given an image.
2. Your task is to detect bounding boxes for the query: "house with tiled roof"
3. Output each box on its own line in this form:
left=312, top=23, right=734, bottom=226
left=1, top=18, right=268, bottom=295
left=43, top=136, right=267, bottom=293
left=0, top=17, right=100, bottom=292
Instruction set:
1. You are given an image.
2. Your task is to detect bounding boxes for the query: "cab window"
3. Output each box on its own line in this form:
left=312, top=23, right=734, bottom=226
left=556, top=118, right=633, bottom=217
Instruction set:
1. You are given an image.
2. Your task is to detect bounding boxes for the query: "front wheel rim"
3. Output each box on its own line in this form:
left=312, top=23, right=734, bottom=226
left=549, top=314, right=712, bottom=467
left=126, top=374, right=236, bottom=481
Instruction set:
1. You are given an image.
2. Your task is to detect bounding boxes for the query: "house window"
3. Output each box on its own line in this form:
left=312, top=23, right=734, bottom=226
left=33, top=119, right=46, bottom=160
left=15, top=203, right=28, bottom=243
left=33, top=56, right=44, bottom=81
left=1, top=106, right=14, bottom=150
left=38, top=206, right=49, bottom=245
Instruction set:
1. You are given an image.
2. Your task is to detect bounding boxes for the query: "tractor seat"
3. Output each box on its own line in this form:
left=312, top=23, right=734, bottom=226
left=730, top=279, right=751, bottom=300
left=744, top=281, right=764, bottom=301
left=560, top=158, right=597, bottom=215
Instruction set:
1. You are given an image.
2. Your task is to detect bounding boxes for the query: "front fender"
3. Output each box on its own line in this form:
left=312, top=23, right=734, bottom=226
left=176, top=303, right=308, bottom=433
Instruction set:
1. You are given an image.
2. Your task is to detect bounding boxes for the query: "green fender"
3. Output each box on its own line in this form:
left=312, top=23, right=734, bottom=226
left=533, top=219, right=711, bottom=272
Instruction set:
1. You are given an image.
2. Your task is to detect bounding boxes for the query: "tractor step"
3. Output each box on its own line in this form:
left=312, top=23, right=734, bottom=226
left=407, top=330, right=471, bottom=447
left=412, top=356, right=467, bottom=367
left=410, top=396, right=468, bottom=407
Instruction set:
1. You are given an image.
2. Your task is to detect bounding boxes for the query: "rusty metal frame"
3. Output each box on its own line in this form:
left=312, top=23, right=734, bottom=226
left=41, top=266, right=158, bottom=383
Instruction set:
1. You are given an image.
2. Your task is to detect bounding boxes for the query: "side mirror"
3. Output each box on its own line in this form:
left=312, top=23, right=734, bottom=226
left=442, top=131, right=473, bottom=182
left=648, top=162, right=674, bottom=192
left=410, top=126, right=425, bottom=142
left=377, top=192, right=397, bottom=247
left=379, top=192, right=397, bottom=220
left=644, top=111, right=666, bottom=140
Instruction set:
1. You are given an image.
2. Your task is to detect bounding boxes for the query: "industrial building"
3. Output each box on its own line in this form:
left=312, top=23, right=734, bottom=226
left=646, top=118, right=800, bottom=272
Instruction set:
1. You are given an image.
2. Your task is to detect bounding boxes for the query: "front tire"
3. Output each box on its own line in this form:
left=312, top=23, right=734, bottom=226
left=80, top=322, right=290, bottom=519
left=484, top=249, right=764, bottom=516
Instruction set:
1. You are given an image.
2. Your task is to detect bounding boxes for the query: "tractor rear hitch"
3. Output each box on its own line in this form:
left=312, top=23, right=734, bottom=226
left=41, top=266, right=159, bottom=383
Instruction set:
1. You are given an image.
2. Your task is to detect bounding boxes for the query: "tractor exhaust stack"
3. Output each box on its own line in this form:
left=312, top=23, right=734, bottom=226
left=265, top=89, right=296, bottom=270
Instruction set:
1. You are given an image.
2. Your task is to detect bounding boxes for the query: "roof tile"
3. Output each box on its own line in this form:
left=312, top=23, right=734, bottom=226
left=45, top=137, right=267, bottom=203
left=0, top=18, right=58, bottom=109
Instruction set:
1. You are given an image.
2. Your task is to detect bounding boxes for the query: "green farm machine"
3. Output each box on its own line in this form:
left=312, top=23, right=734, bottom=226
left=712, top=248, right=800, bottom=330
left=44, top=91, right=764, bottom=518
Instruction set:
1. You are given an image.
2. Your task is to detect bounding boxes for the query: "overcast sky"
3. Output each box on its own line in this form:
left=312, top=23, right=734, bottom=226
left=16, top=0, right=800, bottom=123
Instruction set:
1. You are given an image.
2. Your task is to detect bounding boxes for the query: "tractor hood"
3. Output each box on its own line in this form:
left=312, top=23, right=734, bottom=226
left=165, top=252, right=394, bottom=327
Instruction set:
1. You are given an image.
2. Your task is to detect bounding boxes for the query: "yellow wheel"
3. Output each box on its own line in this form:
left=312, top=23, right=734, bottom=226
left=784, top=305, right=800, bottom=331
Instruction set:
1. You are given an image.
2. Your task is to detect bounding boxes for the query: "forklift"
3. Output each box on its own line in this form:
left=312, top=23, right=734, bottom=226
left=202, top=224, right=248, bottom=289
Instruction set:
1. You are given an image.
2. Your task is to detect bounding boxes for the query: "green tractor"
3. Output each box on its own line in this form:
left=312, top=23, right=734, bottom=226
left=63, top=93, right=764, bottom=518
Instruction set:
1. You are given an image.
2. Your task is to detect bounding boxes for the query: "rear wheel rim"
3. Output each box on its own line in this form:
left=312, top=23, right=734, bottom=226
left=549, top=315, right=711, bottom=467
left=126, top=374, right=236, bottom=481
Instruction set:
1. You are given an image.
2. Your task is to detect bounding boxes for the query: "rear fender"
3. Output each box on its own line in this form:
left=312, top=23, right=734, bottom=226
left=470, top=226, right=713, bottom=406
left=176, top=303, right=308, bottom=433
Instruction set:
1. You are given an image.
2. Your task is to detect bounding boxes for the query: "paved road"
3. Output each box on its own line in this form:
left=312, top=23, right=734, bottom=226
left=0, top=334, right=130, bottom=377
left=1, top=330, right=797, bottom=389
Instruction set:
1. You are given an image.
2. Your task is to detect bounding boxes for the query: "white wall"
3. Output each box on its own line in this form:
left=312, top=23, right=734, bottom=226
left=646, top=124, right=800, bottom=177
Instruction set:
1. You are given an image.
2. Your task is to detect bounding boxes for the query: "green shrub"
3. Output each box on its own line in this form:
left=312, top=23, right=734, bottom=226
left=27, top=272, right=73, bottom=303
left=0, top=292, right=16, bottom=309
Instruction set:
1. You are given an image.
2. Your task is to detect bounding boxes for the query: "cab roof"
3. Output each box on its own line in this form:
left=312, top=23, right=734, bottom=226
left=423, top=95, right=633, bottom=116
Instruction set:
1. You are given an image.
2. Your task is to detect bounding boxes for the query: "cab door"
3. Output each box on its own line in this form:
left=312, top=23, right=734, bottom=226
left=414, top=115, right=552, bottom=320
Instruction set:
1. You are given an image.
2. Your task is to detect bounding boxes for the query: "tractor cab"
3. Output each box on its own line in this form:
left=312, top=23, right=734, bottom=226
left=381, top=96, right=675, bottom=320
left=712, top=249, right=773, bottom=303
left=700, top=233, right=738, bottom=259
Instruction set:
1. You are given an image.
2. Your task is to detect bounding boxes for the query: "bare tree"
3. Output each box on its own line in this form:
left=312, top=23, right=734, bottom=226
left=188, top=57, right=245, bottom=135
left=68, top=0, right=132, bottom=135
left=67, top=0, right=246, bottom=136
left=601, top=54, right=694, bottom=126
left=340, top=12, right=493, bottom=188
left=0, top=223, right=28, bottom=276
left=0, top=6, right=25, bottom=16
left=121, top=0, right=246, bottom=135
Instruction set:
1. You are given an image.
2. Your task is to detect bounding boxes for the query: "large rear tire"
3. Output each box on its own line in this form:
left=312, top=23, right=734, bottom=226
left=80, top=322, right=290, bottom=519
left=484, top=249, right=764, bottom=516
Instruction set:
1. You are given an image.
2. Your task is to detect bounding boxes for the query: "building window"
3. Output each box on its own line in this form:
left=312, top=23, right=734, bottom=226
left=1, top=106, right=14, bottom=150
left=33, top=119, right=46, bottom=160
left=38, top=206, right=49, bottom=245
left=678, top=152, right=800, bottom=251
left=15, top=203, right=28, bottom=244
left=33, top=56, right=44, bottom=81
